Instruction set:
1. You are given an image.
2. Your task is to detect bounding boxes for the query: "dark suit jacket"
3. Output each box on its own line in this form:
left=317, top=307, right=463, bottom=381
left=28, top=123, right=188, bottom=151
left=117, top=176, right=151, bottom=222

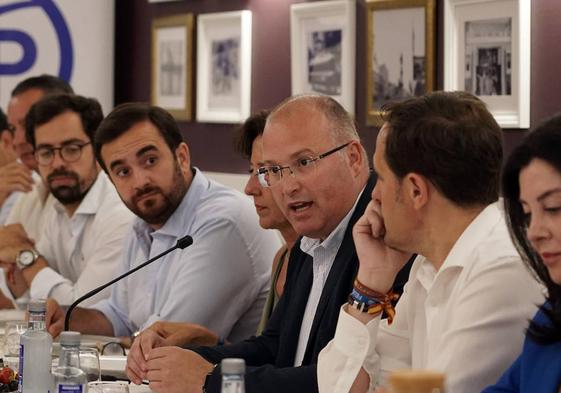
left=194, top=174, right=413, bottom=393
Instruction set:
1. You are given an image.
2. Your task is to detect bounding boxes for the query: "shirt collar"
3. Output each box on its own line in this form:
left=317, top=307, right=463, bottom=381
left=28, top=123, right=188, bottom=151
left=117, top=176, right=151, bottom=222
left=52, top=171, right=106, bottom=216
left=300, top=188, right=364, bottom=256
left=415, top=202, right=503, bottom=288
left=439, top=202, right=502, bottom=271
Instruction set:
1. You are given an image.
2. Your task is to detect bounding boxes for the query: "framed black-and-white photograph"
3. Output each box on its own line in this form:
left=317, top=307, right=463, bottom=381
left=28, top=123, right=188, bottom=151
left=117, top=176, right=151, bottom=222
left=444, top=0, right=530, bottom=128
left=290, top=0, right=356, bottom=113
left=196, top=11, right=252, bottom=124
left=366, top=0, right=436, bottom=125
left=151, top=14, right=194, bottom=121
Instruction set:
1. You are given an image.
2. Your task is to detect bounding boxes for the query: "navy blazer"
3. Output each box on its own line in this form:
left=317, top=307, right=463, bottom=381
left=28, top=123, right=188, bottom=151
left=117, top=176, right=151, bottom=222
left=482, top=305, right=561, bottom=393
left=194, top=174, right=413, bottom=393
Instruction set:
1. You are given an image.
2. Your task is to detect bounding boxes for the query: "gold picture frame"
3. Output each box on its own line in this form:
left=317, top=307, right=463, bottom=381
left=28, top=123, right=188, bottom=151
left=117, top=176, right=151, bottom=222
left=366, top=0, right=436, bottom=125
left=151, top=14, right=194, bottom=121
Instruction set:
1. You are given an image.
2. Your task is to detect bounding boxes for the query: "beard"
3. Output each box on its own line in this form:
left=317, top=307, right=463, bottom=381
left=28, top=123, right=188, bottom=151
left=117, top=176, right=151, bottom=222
left=47, top=169, right=93, bottom=205
left=126, top=162, right=188, bottom=226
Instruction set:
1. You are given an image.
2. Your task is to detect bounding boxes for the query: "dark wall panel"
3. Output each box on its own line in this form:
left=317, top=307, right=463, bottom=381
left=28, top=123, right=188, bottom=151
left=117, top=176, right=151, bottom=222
left=115, top=0, right=561, bottom=174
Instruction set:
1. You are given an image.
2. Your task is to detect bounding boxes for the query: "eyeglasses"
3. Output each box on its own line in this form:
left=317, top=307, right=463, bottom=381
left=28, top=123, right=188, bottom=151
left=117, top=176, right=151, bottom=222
left=257, top=142, right=351, bottom=188
left=34, top=142, right=91, bottom=166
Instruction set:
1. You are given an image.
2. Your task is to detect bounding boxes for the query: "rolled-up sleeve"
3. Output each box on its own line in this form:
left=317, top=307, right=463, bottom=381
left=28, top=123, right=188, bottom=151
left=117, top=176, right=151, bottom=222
left=318, top=306, right=382, bottom=393
left=31, top=208, right=131, bottom=306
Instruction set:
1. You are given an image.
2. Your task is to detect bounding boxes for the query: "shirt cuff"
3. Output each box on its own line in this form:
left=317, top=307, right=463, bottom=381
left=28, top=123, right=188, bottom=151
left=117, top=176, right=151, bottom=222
left=90, top=299, right=131, bottom=337
left=318, top=305, right=382, bottom=393
left=30, top=267, right=67, bottom=300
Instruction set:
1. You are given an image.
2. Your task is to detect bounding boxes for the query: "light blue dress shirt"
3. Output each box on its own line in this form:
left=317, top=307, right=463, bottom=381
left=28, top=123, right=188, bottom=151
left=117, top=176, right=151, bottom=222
left=92, top=169, right=280, bottom=342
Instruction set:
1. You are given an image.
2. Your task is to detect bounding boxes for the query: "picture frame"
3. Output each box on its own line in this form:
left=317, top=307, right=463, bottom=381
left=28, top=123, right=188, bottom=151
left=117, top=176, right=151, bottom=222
left=196, top=10, right=252, bottom=124
left=290, top=0, right=356, bottom=114
left=444, top=0, right=530, bottom=128
left=151, top=14, right=194, bottom=121
left=366, top=0, right=436, bottom=125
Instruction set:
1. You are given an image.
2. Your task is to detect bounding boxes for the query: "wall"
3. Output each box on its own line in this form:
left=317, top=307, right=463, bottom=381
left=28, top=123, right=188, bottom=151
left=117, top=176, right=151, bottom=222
left=115, top=0, right=561, bottom=174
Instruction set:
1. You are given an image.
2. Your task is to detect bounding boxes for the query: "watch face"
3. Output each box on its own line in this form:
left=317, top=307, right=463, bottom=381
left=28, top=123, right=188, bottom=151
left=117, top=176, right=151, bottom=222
left=18, top=250, right=35, bottom=266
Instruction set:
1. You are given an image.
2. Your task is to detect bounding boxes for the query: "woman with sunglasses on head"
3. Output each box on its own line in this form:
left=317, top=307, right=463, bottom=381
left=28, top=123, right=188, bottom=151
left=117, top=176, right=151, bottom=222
left=126, top=111, right=298, bottom=351
left=483, top=114, right=561, bottom=393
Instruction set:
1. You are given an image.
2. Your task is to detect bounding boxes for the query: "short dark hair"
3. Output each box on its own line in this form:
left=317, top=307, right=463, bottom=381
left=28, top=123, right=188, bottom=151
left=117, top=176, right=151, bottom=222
left=382, top=91, right=503, bottom=207
left=235, top=110, right=270, bottom=159
left=94, top=102, right=184, bottom=172
left=502, top=114, right=561, bottom=344
left=11, top=74, right=74, bottom=97
left=25, top=94, right=103, bottom=147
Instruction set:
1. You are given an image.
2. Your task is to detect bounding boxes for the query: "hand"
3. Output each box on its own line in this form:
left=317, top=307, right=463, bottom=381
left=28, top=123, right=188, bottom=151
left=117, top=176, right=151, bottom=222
left=0, top=224, right=34, bottom=264
left=0, top=162, right=33, bottom=197
left=127, top=329, right=166, bottom=384
left=45, top=298, right=64, bottom=338
left=149, top=321, right=219, bottom=347
left=146, top=347, right=214, bottom=393
left=0, top=289, right=15, bottom=309
left=3, top=264, right=29, bottom=298
left=352, top=200, right=412, bottom=293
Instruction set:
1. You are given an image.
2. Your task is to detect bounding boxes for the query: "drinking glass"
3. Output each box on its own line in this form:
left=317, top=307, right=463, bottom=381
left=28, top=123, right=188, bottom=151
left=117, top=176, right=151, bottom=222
left=87, top=381, right=130, bottom=393
left=79, top=347, right=101, bottom=382
left=4, top=320, right=27, bottom=356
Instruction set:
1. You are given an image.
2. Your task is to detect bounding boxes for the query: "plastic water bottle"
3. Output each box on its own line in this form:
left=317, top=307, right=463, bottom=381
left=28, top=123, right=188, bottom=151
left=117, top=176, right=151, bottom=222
left=18, top=299, right=52, bottom=393
left=221, top=358, right=245, bottom=393
left=52, top=331, right=87, bottom=393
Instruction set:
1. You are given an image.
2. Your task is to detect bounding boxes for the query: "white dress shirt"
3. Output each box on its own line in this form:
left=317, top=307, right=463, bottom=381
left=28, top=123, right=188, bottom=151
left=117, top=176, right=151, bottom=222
left=30, top=171, right=134, bottom=306
left=92, top=169, right=280, bottom=342
left=0, top=190, right=22, bottom=225
left=1, top=174, right=55, bottom=305
left=317, top=203, right=544, bottom=393
left=5, top=173, right=56, bottom=241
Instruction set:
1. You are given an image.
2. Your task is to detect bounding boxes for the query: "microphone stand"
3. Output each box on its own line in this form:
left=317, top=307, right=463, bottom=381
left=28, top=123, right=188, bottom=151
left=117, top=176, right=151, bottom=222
left=64, top=235, right=193, bottom=331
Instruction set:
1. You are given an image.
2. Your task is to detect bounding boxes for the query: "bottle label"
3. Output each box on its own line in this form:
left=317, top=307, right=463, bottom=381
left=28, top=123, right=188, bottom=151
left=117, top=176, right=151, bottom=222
left=221, top=381, right=244, bottom=393
left=57, top=385, right=84, bottom=393
left=17, top=344, right=24, bottom=393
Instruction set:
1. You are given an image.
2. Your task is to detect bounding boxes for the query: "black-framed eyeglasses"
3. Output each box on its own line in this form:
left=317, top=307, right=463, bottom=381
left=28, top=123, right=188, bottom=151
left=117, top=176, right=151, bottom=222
left=257, top=142, right=351, bottom=188
left=34, top=142, right=91, bottom=166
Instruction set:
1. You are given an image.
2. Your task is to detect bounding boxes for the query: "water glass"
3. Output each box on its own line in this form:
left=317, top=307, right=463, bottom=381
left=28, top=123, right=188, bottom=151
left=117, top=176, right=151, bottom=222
left=4, top=320, right=27, bottom=356
left=79, top=347, right=101, bottom=382
left=88, top=381, right=130, bottom=393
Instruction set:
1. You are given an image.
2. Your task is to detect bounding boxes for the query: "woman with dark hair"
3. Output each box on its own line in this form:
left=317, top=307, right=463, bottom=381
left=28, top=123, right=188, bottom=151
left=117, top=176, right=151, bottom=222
left=128, top=111, right=298, bottom=348
left=235, top=110, right=299, bottom=333
left=483, top=114, right=561, bottom=392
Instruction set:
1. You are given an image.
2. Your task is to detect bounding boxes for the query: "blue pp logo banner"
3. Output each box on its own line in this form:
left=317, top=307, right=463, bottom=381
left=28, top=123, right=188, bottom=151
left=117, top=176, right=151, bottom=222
left=0, top=0, right=73, bottom=81
left=0, top=0, right=114, bottom=113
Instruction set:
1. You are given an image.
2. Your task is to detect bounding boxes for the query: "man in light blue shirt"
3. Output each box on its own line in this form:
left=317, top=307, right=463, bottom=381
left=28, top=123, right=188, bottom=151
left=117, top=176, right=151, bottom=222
left=46, top=103, right=280, bottom=342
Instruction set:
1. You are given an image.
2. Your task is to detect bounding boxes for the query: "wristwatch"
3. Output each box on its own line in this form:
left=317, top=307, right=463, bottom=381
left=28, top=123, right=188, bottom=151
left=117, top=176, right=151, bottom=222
left=16, top=249, right=39, bottom=270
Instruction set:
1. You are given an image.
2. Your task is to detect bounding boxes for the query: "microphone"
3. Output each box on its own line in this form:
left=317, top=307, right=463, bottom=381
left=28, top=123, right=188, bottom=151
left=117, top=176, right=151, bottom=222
left=64, top=235, right=193, bottom=331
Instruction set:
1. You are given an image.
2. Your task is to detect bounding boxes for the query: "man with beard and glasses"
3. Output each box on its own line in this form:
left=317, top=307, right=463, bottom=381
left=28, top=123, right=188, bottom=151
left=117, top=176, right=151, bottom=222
left=44, top=103, right=280, bottom=346
left=0, top=94, right=134, bottom=307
